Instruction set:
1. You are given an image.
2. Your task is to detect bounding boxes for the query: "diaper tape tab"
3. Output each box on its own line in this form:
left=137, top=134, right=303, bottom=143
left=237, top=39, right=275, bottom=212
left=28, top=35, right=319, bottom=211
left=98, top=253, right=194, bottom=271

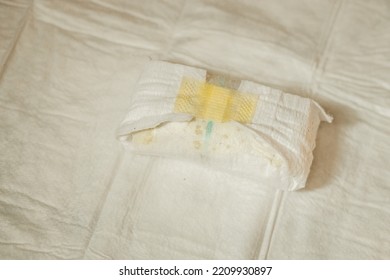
left=174, top=77, right=259, bottom=123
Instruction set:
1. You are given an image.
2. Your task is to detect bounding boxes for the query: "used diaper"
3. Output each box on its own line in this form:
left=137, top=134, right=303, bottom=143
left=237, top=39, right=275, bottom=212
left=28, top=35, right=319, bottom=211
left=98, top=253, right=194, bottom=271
left=117, top=61, right=332, bottom=191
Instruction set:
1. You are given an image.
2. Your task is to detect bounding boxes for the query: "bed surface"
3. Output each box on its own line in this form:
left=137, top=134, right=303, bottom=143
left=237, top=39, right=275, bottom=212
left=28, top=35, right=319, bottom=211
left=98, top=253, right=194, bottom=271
left=0, top=0, right=389, bottom=259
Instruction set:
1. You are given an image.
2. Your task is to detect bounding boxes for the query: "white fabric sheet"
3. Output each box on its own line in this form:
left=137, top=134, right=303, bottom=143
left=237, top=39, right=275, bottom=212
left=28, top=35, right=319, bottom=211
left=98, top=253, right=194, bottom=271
left=0, top=0, right=389, bottom=259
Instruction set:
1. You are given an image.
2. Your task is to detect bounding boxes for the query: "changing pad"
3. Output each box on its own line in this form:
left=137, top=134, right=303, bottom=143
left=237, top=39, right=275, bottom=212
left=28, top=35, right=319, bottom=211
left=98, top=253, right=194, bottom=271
left=1, top=0, right=389, bottom=260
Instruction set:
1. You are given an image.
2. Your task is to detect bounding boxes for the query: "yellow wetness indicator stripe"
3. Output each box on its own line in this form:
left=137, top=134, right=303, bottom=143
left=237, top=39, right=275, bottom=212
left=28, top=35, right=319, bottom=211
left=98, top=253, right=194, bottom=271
left=174, top=77, right=258, bottom=123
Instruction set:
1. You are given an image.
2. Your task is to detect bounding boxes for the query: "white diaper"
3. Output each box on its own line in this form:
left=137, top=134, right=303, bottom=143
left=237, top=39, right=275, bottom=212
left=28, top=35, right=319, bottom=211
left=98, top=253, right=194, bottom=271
left=118, top=61, right=332, bottom=191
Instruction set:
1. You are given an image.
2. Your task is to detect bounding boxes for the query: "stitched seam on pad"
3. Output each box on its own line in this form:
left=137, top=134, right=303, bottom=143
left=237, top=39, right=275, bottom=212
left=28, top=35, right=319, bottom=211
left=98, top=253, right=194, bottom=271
left=309, top=0, right=345, bottom=96
left=256, top=190, right=285, bottom=260
left=82, top=151, right=127, bottom=259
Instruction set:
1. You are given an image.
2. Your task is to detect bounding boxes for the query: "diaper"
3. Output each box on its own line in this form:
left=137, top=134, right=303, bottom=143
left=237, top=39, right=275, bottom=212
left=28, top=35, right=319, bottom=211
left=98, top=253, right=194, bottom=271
left=117, top=61, right=332, bottom=191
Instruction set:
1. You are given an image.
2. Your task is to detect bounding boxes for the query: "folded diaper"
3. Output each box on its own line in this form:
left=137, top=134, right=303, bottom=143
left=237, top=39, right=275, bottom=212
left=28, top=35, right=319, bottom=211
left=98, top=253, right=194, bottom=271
left=118, top=61, right=332, bottom=191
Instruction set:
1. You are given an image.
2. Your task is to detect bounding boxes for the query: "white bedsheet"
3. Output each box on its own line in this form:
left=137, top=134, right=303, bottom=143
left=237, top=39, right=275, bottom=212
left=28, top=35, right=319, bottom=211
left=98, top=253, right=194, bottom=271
left=0, top=0, right=389, bottom=259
